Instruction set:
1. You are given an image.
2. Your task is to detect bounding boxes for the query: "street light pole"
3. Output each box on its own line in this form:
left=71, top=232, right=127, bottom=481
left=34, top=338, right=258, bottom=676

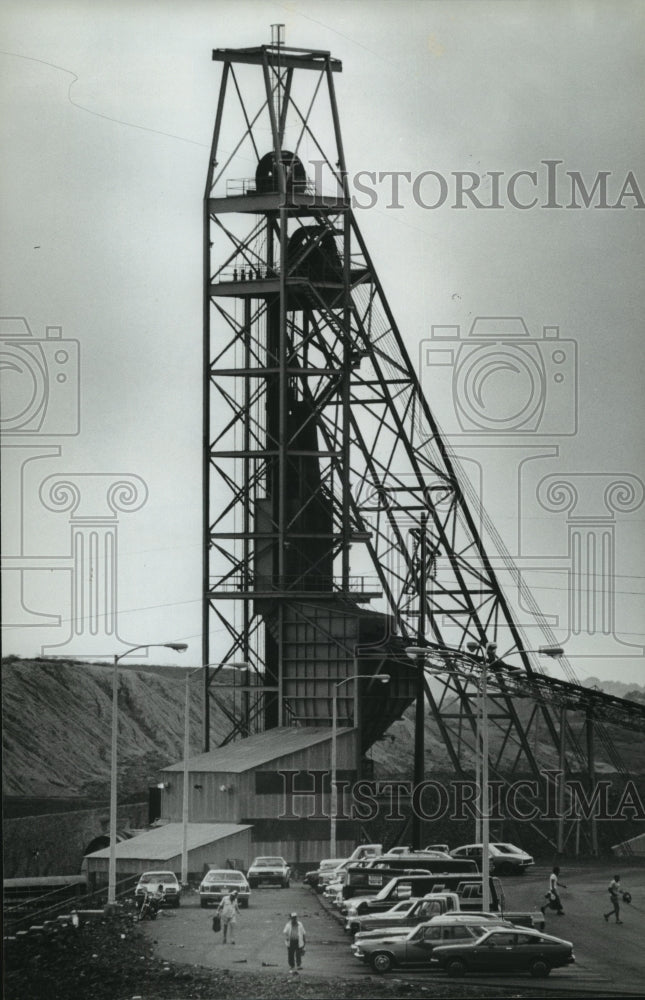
left=467, top=640, right=563, bottom=912
left=406, top=641, right=564, bottom=914
left=479, top=644, right=493, bottom=912
left=411, top=517, right=428, bottom=851
left=180, top=668, right=193, bottom=886
left=108, top=641, right=188, bottom=906
left=474, top=688, right=482, bottom=842
left=330, top=673, right=390, bottom=857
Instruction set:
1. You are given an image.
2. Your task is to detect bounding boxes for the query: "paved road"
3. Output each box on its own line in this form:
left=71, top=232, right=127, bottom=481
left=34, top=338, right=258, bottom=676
left=144, top=864, right=645, bottom=993
left=142, top=882, right=351, bottom=979
left=496, top=864, right=645, bottom=994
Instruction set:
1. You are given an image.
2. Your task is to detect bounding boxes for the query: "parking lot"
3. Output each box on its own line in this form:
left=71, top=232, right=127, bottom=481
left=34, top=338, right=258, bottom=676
left=142, top=863, right=645, bottom=994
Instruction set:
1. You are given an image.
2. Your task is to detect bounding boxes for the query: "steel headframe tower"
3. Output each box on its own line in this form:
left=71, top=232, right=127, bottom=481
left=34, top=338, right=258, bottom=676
left=201, top=33, right=636, bottom=854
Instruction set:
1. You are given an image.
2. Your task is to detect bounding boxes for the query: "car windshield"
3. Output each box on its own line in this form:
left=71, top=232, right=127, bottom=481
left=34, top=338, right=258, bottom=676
left=253, top=858, right=284, bottom=866
left=375, top=879, right=399, bottom=900
left=492, top=843, right=521, bottom=854
left=139, top=873, right=176, bottom=883
left=205, top=871, right=244, bottom=881
left=386, top=900, right=416, bottom=913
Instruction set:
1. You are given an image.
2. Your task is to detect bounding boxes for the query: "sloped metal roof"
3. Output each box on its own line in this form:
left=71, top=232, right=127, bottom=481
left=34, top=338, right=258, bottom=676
left=85, top=823, right=251, bottom=860
left=162, top=725, right=353, bottom=774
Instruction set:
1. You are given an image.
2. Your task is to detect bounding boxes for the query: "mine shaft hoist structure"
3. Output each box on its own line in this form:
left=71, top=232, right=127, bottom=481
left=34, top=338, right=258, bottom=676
left=202, top=33, right=645, bottom=853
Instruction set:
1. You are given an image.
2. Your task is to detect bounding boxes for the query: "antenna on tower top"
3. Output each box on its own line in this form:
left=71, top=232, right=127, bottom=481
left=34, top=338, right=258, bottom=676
left=271, top=23, right=285, bottom=47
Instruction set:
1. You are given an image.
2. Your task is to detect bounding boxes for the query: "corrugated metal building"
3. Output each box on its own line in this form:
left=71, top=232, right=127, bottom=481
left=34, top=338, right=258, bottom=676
left=158, top=726, right=360, bottom=864
left=85, top=822, right=252, bottom=881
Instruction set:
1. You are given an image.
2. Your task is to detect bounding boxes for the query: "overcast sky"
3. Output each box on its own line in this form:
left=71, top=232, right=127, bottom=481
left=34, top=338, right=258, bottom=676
left=1, top=0, right=643, bottom=683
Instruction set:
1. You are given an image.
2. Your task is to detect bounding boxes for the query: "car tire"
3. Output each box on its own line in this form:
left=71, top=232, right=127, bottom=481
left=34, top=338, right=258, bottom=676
left=499, top=862, right=515, bottom=876
left=248, top=881, right=258, bottom=889
left=282, top=879, right=290, bottom=888
left=348, top=922, right=359, bottom=935
left=356, top=903, right=368, bottom=914
left=173, top=899, right=180, bottom=908
left=200, top=899, right=207, bottom=908
left=446, top=958, right=467, bottom=978
left=370, top=951, right=394, bottom=974
left=529, top=959, right=551, bottom=978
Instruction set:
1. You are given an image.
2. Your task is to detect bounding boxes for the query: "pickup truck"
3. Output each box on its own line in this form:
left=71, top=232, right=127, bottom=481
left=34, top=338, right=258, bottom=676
left=346, top=892, right=461, bottom=936
left=313, top=844, right=383, bottom=892
left=342, top=874, right=545, bottom=931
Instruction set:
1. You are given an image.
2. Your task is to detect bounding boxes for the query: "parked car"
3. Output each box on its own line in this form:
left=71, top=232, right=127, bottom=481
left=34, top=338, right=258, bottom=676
left=247, top=856, right=290, bottom=888
left=303, top=858, right=345, bottom=888
left=198, top=868, right=250, bottom=908
left=449, top=842, right=534, bottom=875
left=350, top=914, right=512, bottom=973
left=347, top=892, right=459, bottom=936
left=354, top=908, right=511, bottom=943
left=318, top=857, right=371, bottom=892
left=433, top=926, right=575, bottom=979
left=134, top=870, right=181, bottom=908
left=425, top=843, right=450, bottom=854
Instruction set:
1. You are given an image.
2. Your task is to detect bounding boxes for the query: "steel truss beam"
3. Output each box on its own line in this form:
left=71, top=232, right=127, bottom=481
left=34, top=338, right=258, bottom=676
left=201, top=40, right=640, bottom=853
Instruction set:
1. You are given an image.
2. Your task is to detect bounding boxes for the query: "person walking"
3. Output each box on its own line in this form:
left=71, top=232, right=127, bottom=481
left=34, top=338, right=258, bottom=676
left=541, top=865, right=567, bottom=916
left=283, top=912, right=306, bottom=974
left=218, top=890, right=240, bottom=944
left=604, top=874, right=624, bottom=924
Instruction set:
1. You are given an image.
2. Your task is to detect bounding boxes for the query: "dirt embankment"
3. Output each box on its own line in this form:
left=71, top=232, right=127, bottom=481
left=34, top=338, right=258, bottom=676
left=1, top=658, right=229, bottom=802
left=3, top=656, right=644, bottom=808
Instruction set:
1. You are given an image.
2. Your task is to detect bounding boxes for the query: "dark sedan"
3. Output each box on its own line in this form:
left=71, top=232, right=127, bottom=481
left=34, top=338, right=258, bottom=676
left=434, top=926, right=574, bottom=979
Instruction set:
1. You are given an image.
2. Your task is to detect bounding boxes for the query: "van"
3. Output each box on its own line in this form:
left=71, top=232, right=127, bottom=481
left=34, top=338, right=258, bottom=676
left=344, top=854, right=478, bottom=897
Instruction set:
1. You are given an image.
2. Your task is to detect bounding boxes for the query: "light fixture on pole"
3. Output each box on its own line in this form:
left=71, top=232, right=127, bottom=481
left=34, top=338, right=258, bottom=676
left=465, top=640, right=496, bottom=915
left=108, top=641, right=188, bottom=906
left=180, top=660, right=248, bottom=886
left=330, top=673, right=390, bottom=858
left=406, top=641, right=564, bottom=912
left=466, top=641, right=563, bottom=912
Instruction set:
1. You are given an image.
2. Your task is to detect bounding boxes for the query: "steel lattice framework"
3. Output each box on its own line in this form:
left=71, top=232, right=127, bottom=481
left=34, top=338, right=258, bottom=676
left=201, top=38, right=643, bottom=853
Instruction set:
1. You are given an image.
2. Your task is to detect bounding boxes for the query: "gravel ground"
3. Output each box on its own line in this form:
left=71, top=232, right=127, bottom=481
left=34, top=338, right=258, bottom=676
left=5, top=908, right=609, bottom=1000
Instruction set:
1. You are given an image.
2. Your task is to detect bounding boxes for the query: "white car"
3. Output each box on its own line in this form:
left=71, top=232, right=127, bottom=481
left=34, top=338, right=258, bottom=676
left=198, top=868, right=250, bottom=908
left=449, top=842, right=534, bottom=874
left=247, top=856, right=290, bottom=888
left=134, top=870, right=181, bottom=908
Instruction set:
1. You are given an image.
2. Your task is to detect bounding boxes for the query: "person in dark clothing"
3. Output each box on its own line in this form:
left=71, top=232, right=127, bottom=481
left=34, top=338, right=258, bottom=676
left=604, top=875, right=624, bottom=924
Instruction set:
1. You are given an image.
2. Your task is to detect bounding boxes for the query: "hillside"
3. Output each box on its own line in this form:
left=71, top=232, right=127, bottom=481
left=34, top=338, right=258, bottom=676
left=2, top=658, right=645, bottom=810
left=1, top=657, right=233, bottom=802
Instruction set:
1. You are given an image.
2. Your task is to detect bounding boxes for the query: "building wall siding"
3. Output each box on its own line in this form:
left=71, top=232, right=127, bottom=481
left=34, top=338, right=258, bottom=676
left=159, top=730, right=357, bottom=827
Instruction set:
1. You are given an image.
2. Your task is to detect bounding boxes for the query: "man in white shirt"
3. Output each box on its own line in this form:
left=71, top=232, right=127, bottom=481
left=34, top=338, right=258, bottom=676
left=541, top=865, right=566, bottom=915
